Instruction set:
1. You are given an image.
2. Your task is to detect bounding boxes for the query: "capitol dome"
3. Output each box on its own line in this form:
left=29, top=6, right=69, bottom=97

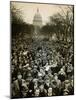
left=33, top=8, right=42, bottom=27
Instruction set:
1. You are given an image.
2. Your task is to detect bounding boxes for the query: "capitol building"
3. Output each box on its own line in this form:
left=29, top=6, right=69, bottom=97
left=33, top=8, right=42, bottom=28
left=33, top=8, right=43, bottom=38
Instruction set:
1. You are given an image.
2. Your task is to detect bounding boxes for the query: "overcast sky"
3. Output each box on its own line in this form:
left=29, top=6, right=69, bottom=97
left=11, top=2, right=72, bottom=25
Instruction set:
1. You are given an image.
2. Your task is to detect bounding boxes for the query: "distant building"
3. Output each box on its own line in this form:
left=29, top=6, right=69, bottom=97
left=33, top=8, right=42, bottom=28
left=33, top=8, right=43, bottom=38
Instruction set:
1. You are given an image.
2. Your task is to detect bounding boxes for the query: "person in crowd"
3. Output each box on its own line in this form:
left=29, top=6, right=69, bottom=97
left=12, top=73, right=25, bottom=98
left=34, top=88, right=40, bottom=97
left=66, top=63, right=73, bottom=78
left=58, top=68, right=66, bottom=82
left=54, top=73, right=61, bottom=89
left=44, top=78, right=50, bottom=91
left=39, top=84, right=47, bottom=97
left=63, top=89, right=69, bottom=95
left=47, top=87, right=53, bottom=96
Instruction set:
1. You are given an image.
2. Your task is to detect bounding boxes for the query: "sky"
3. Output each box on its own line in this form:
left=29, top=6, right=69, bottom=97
left=11, top=2, right=72, bottom=25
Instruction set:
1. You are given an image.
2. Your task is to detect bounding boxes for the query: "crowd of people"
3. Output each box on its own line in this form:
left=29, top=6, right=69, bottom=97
left=11, top=38, right=74, bottom=98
